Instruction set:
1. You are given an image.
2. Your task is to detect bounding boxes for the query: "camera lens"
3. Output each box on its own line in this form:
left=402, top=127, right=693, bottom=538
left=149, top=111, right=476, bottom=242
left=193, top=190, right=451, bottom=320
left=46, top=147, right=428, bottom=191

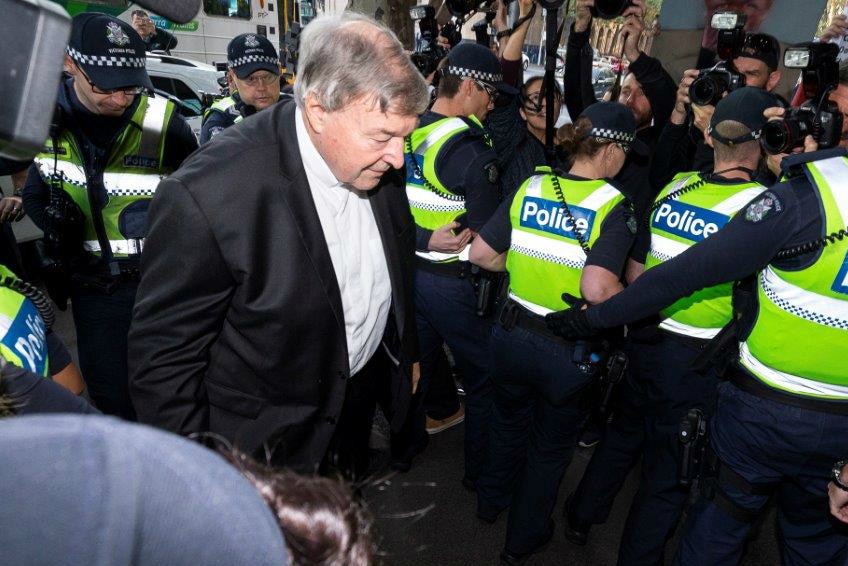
left=760, top=121, right=792, bottom=154
left=591, top=0, right=631, bottom=19
left=689, top=75, right=726, bottom=106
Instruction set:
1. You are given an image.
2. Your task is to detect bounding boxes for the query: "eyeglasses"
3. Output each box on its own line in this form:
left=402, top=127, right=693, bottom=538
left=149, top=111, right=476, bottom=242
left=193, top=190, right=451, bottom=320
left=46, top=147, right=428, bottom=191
left=237, top=72, right=280, bottom=87
left=467, top=78, right=499, bottom=102
left=76, top=64, right=144, bottom=96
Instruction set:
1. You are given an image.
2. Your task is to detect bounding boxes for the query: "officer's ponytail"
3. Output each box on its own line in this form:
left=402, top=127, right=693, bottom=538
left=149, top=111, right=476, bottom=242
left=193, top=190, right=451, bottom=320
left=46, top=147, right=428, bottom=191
left=556, top=117, right=607, bottom=161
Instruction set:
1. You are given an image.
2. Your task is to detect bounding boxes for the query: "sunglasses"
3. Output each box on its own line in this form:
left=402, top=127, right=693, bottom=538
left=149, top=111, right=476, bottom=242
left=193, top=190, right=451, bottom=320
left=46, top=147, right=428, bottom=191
left=467, top=78, right=499, bottom=102
left=76, top=64, right=144, bottom=96
left=614, top=141, right=631, bottom=155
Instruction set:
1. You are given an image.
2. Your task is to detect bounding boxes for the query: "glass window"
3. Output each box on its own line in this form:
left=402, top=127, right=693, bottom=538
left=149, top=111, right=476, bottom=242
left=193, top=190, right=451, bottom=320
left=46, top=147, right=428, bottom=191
left=204, top=0, right=251, bottom=19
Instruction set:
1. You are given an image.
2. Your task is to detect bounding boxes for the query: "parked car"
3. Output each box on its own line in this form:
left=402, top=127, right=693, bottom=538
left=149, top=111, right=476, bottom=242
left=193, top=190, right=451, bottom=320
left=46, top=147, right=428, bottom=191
left=522, top=52, right=530, bottom=70
left=145, top=52, right=225, bottom=140
left=592, top=66, right=616, bottom=99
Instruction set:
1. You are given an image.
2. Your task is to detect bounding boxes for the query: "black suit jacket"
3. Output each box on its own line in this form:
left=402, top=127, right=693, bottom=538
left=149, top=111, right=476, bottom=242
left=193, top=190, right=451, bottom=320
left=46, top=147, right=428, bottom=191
left=129, top=100, right=417, bottom=471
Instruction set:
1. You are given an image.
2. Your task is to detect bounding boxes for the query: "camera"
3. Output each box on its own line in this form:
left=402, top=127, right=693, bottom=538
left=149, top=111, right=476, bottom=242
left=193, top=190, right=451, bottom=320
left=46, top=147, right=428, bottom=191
left=761, top=43, right=842, bottom=154
left=409, top=5, right=450, bottom=77
left=590, top=0, right=633, bottom=19
left=688, top=12, right=747, bottom=106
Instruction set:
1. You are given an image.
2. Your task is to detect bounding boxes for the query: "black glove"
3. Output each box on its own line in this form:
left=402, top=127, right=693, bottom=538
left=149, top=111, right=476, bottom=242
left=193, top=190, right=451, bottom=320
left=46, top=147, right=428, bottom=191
left=545, top=293, right=597, bottom=340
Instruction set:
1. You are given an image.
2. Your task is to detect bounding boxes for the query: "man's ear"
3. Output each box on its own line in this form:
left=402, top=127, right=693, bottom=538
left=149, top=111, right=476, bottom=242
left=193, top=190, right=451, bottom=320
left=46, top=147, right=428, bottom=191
left=302, top=93, right=329, bottom=134
left=766, top=70, right=781, bottom=93
left=704, top=129, right=715, bottom=148
left=64, top=55, right=76, bottom=75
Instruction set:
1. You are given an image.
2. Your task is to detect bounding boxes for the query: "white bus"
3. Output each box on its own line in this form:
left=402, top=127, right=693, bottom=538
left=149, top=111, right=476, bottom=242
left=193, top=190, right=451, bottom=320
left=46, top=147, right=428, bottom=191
left=51, top=0, right=287, bottom=65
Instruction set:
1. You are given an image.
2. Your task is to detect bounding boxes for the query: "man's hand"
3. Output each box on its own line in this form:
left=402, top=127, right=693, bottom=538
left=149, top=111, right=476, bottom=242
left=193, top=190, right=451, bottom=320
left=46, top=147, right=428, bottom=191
left=672, top=69, right=699, bottom=124
left=411, top=362, right=421, bottom=395
left=574, top=0, right=594, bottom=33
left=621, top=13, right=646, bottom=63
left=829, top=465, right=848, bottom=524
left=821, top=14, right=848, bottom=43
left=428, top=222, right=473, bottom=253
left=517, top=0, right=534, bottom=19
left=692, top=102, right=715, bottom=133
left=0, top=196, right=25, bottom=223
left=544, top=293, right=597, bottom=340
left=763, top=107, right=818, bottom=175
left=621, top=0, right=646, bottom=20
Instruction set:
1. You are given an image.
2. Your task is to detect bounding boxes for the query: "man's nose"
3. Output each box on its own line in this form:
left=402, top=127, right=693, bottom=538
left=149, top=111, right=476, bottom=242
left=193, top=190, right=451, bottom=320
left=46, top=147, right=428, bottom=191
left=385, top=137, right=405, bottom=169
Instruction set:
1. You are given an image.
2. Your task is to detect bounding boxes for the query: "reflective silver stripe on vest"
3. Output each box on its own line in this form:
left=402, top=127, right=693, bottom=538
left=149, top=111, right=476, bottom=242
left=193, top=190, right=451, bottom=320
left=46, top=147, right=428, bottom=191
left=578, top=182, right=622, bottom=209
left=412, top=118, right=469, bottom=155
left=760, top=267, right=848, bottom=330
left=739, top=342, right=848, bottom=398
left=658, top=318, right=722, bottom=340
left=507, top=291, right=552, bottom=316
left=523, top=174, right=547, bottom=197
left=103, top=172, right=162, bottom=197
left=416, top=245, right=471, bottom=263
left=138, top=96, right=169, bottom=159
left=34, top=158, right=87, bottom=186
left=810, top=156, right=848, bottom=223
left=405, top=185, right=466, bottom=213
left=84, top=239, right=144, bottom=255
left=509, top=229, right=586, bottom=270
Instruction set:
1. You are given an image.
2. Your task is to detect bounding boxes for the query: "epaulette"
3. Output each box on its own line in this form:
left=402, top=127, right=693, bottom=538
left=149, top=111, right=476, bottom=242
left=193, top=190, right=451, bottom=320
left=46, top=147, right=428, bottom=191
left=780, top=147, right=848, bottom=178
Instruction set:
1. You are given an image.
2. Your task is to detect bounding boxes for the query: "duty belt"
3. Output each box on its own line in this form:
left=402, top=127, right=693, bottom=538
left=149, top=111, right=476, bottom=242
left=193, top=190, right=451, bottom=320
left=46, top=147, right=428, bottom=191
left=729, top=364, right=848, bottom=416
left=415, top=257, right=471, bottom=278
left=498, top=299, right=570, bottom=344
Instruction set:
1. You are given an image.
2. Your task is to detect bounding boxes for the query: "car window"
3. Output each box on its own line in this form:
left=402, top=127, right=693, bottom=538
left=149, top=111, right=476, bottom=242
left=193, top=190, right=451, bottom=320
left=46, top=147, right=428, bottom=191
left=149, top=75, right=202, bottom=116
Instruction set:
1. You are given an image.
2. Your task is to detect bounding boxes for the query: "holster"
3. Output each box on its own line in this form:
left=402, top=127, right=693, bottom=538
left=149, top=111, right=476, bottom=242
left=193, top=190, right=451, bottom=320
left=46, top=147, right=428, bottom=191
left=678, top=408, right=709, bottom=490
left=470, top=265, right=504, bottom=318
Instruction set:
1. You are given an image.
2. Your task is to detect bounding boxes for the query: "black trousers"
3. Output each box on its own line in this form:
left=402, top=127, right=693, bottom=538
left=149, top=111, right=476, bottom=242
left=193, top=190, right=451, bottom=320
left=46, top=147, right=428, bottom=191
left=70, top=280, right=138, bottom=420
left=570, top=331, right=717, bottom=566
left=322, top=347, right=392, bottom=482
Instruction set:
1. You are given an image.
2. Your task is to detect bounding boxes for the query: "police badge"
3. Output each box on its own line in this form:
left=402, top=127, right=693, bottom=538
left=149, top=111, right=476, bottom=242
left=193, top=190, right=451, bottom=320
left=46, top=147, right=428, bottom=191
left=106, top=21, right=130, bottom=46
left=244, top=34, right=261, bottom=48
left=744, top=196, right=774, bottom=223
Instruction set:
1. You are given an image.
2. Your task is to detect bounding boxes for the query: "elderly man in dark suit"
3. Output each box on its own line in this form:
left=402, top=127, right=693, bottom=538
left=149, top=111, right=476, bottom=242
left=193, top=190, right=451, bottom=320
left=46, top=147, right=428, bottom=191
left=128, top=12, right=429, bottom=477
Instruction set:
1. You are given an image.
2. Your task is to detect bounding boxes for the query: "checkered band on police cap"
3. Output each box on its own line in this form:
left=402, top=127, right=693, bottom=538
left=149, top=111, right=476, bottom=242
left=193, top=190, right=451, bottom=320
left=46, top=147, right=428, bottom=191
left=443, top=66, right=503, bottom=85
left=66, top=46, right=146, bottom=68
left=588, top=127, right=635, bottom=144
left=228, top=55, right=280, bottom=69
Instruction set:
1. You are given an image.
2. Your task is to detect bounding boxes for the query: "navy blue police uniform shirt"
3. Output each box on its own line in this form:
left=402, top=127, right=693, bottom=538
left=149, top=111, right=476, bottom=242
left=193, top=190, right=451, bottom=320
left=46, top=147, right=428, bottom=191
left=199, top=92, right=246, bottom=145
left=586, top=148, right=841, bottom=329
left=479, top=172, right=636, bottom=278
left=413, top=110, right=501, bottom=251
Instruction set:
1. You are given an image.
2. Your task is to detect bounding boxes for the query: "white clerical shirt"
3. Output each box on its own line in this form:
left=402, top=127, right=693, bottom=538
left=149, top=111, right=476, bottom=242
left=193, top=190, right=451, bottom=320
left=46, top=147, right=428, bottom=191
left=295, top=108, right=392, bottom=376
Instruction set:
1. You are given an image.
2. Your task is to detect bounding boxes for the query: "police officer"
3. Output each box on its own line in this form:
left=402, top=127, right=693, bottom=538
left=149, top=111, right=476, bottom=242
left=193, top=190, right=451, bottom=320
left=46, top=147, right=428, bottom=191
left=562, top=87, right=776, bottom=566
left=200, top=33, right=282, bottom=144
left=22, top=13, right=197, bottom=419
left=547, top=122, right=848, bottom=565
left=470, top=102, right=639, bottom=565
left=0, top=262, right=87, bottom=403
left=396, top=42, right=504, bottom=478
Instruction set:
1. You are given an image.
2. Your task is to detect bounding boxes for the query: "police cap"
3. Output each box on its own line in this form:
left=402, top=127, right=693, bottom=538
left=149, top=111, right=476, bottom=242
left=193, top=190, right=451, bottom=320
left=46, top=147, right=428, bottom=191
left=710, top=87, right=779, bottom=145
left=227, top=33, right=280, bottom=79
left=440, top=42, right=518, bottom=95
left=67, top=13, right=153, bottom=92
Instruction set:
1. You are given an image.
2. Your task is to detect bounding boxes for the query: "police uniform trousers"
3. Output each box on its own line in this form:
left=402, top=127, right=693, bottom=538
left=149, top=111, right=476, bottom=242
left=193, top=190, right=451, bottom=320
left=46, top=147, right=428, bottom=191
left=410, top=268, right=493, bottom=483
left=476, top=319, right=591, bottom=555
left=673, top=380, right=848, bottom=566
left=570, top=329, right=718, bottom=566
left=70, top=279, right=138, bottom=420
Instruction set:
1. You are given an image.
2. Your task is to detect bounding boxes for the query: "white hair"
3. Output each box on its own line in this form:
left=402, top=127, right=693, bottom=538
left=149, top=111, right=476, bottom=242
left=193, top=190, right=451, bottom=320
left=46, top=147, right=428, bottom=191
left=293, top=11, right=429, bottom=115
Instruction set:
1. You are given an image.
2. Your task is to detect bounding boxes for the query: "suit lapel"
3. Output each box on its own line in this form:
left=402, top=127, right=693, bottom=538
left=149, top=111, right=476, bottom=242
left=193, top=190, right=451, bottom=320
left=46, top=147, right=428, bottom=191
left=275, top=103, right=346, bottom=340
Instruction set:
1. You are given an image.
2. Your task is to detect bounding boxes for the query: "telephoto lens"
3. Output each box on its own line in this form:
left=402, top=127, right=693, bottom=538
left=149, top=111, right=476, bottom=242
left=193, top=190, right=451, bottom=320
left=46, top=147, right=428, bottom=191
left=760, top=109, right=815, bottom=155
left=689, top=74, right=728, bottom=107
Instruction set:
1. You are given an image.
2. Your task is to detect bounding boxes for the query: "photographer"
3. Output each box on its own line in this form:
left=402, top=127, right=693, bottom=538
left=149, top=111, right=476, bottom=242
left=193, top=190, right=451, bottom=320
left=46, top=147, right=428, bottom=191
left=200, top=33, right=282, bottom=144
left=545, top=115, right=848, bottom=564
left=651, top=32, right=783, bottom=189
left=130, top=9, right=178, bottom=53
left=562, top=88, right=776, bottom=566
left=486, top=0, right=567, bottom=198
left=565, top=0, right=676, bottom=219
left=21, top=14, right=196, bottom=419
